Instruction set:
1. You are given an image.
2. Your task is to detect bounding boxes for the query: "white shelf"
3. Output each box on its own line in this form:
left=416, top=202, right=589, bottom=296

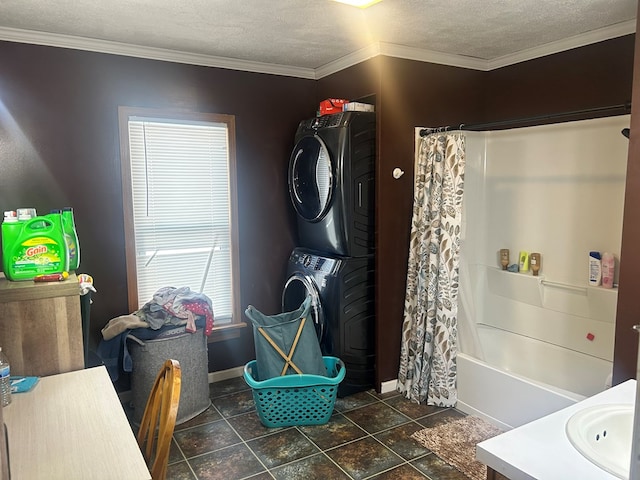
left=485, top=266, right=618, bottom=322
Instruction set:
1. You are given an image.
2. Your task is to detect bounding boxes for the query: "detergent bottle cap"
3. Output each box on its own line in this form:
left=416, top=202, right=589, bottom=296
left=3, top=211, right=17, bottom=223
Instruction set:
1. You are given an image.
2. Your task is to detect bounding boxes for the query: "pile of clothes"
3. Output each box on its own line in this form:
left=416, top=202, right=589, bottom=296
left=98, top=286, right=214, bottom=380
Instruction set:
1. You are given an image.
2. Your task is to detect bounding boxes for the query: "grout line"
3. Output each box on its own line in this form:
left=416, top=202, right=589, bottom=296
left=171, top=439, right=199, bottom=479
left=171, top=383, right=451, bottom=479
left=219, top=406, right=276, bottom=478
left=292, top=424, right=356, bottom=479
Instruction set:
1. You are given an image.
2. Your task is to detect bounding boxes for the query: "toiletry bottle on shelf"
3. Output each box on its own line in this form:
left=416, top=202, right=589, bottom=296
left=589, top=251, right=602, bottom=286
left=602, top=252, right=615, bottom=289
left=519, top=251, right=529, bottom=272
left=530, top=253, right=541, bottom=276
left=500, top=249, right=509, bottom=270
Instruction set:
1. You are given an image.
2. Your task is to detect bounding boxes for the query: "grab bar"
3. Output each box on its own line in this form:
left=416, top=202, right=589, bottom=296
left=539, top=279, right=587, bottom=295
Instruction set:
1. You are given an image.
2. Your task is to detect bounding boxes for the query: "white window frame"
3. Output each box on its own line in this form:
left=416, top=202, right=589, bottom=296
left=118, top=107, right=243, bottom=339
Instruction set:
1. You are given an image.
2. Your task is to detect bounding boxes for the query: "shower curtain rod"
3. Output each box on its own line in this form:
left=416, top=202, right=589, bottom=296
left=419, top=102, right=631, bottom=137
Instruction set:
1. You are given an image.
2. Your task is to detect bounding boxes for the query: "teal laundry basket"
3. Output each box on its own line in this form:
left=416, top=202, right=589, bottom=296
left=243, top=356, right=345, bottom=428
left=245, top=295, right=327, bottom=380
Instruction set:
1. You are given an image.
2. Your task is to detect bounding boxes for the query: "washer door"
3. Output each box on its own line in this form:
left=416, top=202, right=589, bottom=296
left=288, top=135, right=333, bottom=222
left=282, top=273, right=325, bottom=344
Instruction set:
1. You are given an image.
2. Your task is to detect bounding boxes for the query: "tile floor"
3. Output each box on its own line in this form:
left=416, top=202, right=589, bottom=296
left=130, top=376, right=473, bottom=480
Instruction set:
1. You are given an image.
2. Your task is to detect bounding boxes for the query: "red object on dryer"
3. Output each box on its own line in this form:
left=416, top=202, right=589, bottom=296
left=319, top=98, right=349, bottom=116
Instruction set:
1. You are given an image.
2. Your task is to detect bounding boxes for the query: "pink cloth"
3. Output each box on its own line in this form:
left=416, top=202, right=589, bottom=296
left=181, top=300, right=214, bottom=336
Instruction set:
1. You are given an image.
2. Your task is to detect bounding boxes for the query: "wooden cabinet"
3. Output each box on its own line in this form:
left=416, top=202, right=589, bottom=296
left=486, top=467, right=510, bottom=480
left=0, top=273, right=84, bottom=376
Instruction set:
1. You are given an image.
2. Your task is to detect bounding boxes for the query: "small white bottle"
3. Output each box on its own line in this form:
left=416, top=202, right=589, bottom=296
left=602, top=252, right=615, bottom=289
left=0, top=347, right=11, bottom=407
left=589, top=251, right=602, bottom=286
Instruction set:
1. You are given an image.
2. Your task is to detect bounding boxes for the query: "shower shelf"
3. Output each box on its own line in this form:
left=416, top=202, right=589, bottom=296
left=486, top=266, right=618, bottom=320
left=490, top=267, right=618, bottom=293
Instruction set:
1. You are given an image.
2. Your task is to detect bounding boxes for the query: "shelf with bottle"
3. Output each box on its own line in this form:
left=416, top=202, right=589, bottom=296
left=486, top=265, right=618, bottom=321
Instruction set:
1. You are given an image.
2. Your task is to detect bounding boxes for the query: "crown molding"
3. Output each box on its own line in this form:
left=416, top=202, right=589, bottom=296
left=315, top=20, right=636, bottom=76
left=313, top=42, right=488, bottom=79
left=379, top=42, right=487, bottom=71
left=0, top=26, right=317, bottom=79
left=0, top=19, right=636, bottom=80
left=486, top=19, right=636, bottom=70
left=313, top=43, right=381, bottom=79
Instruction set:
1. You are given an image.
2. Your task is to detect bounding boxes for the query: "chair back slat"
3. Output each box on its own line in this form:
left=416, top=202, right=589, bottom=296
left=137, top=359, right=181, bottom=480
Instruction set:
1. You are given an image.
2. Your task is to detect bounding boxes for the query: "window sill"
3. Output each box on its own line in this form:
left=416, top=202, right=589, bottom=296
left=207, top=322, right=247, bottom=343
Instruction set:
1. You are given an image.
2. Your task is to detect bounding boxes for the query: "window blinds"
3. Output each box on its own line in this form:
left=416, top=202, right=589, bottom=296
left=128, top=118, right=233, bottom=323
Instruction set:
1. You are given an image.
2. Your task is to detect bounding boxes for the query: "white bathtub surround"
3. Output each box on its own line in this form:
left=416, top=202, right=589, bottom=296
left=398, top=132, right=466, bottom=407
left=456, top=116, right=627, bottom=428
left=482, top=266, right=616, bottom=362
left=476, top=379, right=636, bottom=480
left=456, top=324, right=614, bottom=429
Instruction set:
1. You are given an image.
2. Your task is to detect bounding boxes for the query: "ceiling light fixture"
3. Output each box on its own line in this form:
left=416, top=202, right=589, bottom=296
left=332, top=0, right=382, bottom=8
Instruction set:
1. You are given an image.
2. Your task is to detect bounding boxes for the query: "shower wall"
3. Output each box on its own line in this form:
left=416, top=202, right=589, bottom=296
left=461, top=115, right=630, bottom=369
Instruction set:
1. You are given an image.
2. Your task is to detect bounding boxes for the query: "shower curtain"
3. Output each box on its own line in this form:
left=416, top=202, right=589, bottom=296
left=397, top=132, right=466, bottom=406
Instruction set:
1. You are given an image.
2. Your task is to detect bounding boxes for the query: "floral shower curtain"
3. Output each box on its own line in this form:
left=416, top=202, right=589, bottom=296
left=397, top=132, right=466, bottom=406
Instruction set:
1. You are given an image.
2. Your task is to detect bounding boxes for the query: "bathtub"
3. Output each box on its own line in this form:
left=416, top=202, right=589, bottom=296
left=456, top=324, right=613, bottom=430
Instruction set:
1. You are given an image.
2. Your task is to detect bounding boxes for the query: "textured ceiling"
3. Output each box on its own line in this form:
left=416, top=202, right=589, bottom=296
left=0, top=0, right=636, bottom=76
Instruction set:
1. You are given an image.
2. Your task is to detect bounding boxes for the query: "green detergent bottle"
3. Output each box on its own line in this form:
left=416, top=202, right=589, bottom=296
left=2, top=215, right=68, bottom=281
left=61, top=207, right=80, bottom=271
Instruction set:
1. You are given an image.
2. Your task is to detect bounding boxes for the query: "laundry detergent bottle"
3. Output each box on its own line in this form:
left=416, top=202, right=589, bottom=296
left=2, top=215, right=68, bottom=281
left=61, top=207, right=80, bottom=271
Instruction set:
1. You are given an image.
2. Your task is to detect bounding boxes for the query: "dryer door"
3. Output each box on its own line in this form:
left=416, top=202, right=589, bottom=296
left=282, top=273, right=325, bottom=345
left=288, top=135, right=333, bottom=222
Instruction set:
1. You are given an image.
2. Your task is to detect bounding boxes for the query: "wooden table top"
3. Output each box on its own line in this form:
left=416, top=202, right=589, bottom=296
left=3, top=366, right=150, bottom=479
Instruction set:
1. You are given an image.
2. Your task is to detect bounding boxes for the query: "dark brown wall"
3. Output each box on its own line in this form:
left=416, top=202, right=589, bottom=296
left=0, top=41, right=316, bottom=372
left=1, top=33, right=636, bottom=388
left=316, top=59, right=382, bottom=103
left=317, top=36, right=634, bottom=389
left=317, top=57, right=486, bottom=387
left=615, top=13, right=640, bottom=384
left=485, top=35, right=635, bottom=123
left=375, top=57, right=485, bottom=385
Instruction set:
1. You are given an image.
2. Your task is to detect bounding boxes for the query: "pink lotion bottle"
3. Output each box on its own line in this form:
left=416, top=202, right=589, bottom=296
left=601, top=252, right=615, bottom=289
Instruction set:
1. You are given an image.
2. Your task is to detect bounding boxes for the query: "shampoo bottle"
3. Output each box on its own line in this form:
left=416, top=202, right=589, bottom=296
left=519, top=251, right=529, bottom=272
left=601, top=252, right=615, bottom=289
left=500, top=249, right=509, bottom=270
left=589, top=251, right=602, bottom=286
left=530, top=253, right=541, bottom=276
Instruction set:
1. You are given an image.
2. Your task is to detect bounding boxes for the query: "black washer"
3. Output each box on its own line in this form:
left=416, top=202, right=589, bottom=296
left=283, top=247, right=375, bottom=397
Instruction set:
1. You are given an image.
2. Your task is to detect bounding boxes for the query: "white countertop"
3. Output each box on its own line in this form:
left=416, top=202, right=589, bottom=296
left=477, top=379, right=636, bottom=480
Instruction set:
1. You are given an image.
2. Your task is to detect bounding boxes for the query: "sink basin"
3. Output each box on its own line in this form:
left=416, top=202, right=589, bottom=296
left=565, top=403, right=633, bottom=479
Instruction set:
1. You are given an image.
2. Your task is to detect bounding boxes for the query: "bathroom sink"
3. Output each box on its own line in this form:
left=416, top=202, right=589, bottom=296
left=565, top=404, right=633, bottom=479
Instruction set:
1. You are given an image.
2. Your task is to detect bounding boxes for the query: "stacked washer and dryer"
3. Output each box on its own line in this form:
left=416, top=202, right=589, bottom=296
left=282, top=111, right=376, bottom=397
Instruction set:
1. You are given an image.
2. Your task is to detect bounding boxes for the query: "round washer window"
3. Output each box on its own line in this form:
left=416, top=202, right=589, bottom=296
left=288, top=135, right=333, bottom=221
left=282, top=274, right=324, bottom=343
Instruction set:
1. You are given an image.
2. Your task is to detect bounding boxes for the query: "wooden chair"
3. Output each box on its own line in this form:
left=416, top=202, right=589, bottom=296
left=137, top=359, right=181, bottom=480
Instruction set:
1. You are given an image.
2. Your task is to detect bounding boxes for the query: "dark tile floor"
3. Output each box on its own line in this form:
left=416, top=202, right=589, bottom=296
left=140, top=377, right=471, bottom=480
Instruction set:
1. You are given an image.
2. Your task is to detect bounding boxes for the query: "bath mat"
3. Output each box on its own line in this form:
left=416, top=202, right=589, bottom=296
left=411, top=416, right=504, bottom=480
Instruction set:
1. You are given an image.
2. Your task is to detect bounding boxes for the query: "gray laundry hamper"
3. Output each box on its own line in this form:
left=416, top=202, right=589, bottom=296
left=128, top=328, right=211, bottom=425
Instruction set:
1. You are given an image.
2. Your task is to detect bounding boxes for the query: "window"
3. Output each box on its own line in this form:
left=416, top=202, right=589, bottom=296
left=118, top=107, right=241, bottom=335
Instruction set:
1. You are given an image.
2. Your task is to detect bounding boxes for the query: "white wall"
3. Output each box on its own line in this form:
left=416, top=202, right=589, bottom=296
left=461, top=115, right=630, bottom=366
